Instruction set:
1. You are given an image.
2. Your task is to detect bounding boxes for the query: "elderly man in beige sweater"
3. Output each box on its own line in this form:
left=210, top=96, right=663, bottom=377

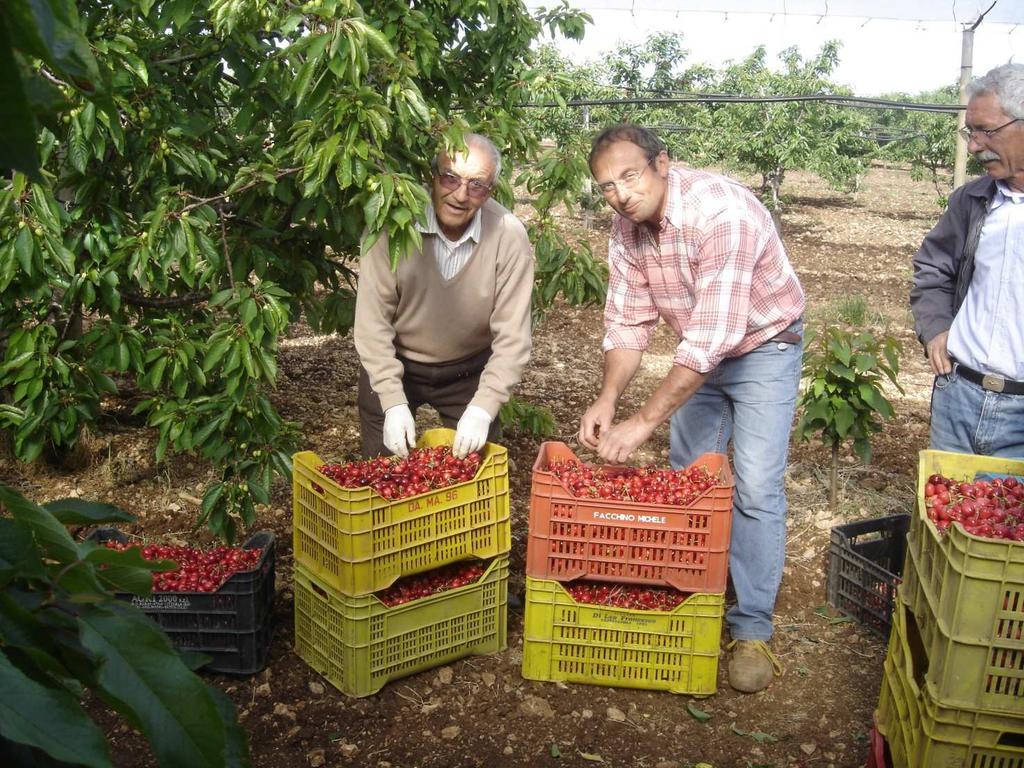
left=354, top=133, right=534, bottom=459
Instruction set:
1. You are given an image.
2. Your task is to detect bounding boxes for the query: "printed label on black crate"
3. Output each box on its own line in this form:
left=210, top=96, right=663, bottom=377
left=131, top=595, right=192, bottom=611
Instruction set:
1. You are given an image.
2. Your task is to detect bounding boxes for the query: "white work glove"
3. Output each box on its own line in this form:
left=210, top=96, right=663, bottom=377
left=383, top=404, right=416, bottom=458
left=453, top=405, right=491, bottom=459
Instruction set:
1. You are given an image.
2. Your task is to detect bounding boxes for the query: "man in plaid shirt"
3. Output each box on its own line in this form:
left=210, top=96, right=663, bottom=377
left=579, top=124, right=805, bottom=693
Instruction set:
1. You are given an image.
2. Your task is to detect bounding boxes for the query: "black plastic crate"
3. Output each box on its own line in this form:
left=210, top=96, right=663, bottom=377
left=163, top=619, right=274, bottom=676
left=826, top=514, right=909, bottom=638
left=89, top=529, right=276, bottom=674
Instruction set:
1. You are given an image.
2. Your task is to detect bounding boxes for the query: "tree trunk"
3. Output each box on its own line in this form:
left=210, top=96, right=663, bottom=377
left=829, top=442, right=840, bottom=511
left=767, top=167, right=784, bottom=237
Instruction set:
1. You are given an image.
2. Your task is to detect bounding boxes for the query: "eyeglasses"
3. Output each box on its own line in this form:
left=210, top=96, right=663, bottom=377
left=436, top=171, right=493, bottom=199
left=596, top=162, right=652, bottom=196
left=958, top=117, right=1022, bottom=143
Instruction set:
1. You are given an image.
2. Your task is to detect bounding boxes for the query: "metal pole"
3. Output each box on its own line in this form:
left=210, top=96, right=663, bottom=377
left=953, top=2, right=996, bottom=190
left=953, top=26, right=973, bottom=190
left=583, top=104, right=592, bottom=230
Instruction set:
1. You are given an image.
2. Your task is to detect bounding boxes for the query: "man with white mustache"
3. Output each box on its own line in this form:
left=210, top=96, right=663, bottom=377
left=355, top=133, right=534, bottom=460
left=911, top=63, right=1024, bottom=457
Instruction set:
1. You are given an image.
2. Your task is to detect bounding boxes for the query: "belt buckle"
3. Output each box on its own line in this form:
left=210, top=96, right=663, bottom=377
left=982, top=373, right=1005, bottom=393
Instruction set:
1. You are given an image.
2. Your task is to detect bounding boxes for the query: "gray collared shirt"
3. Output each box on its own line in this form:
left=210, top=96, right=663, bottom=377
left=948, top=180, right=1024, bottom=380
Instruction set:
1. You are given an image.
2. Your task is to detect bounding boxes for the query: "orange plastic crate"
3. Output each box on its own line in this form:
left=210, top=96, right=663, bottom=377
left=526, top=442, right=734, bottom=592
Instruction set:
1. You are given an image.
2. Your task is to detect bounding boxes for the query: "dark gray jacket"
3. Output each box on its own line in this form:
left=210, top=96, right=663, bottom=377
left=910, top=175, right=998, bottom=348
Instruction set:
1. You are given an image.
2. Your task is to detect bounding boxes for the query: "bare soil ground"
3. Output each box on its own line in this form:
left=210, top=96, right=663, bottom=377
left=0, top=165, right=945, bottom=768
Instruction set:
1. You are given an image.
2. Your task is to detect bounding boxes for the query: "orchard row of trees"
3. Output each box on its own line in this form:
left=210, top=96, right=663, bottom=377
left=2, top=2, right=950, bottom=541
left=523, top=32, right=963, bottom=216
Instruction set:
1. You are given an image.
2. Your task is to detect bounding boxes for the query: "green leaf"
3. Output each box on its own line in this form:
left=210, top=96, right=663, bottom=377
left=363, top=191, right=384, bottom=230
left=0, top=518, right=45, bottom=585
left=245, top=479, right=270, bottom=505
left=686, top=702, right=712, bottom=722
left=82, top=545, right=175, bottom=595
left=201, top=483, right=225, bottom=518
left=43, top=499, right=135, bottom=525
left=0, top=18, right=42, bottom=181
left=77, top=602, right=231, bottom=768
left=149, top=356, right=168, bottom=389
left=0, top=652, right=112, bottom=768
left=202, top=336, right=232, bottom=372
left=853, top=436, right=873, bottom=464
left=0, top=486, right=79, bottom=563
left=69, top=120, right=90, bottom=173
left=833, top=402, right=856, bottom=438
left=13, top=227, right=33, bottom=275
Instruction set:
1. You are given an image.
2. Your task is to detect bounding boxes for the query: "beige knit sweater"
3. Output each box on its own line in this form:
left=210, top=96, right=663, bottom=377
left=354, top=197, right=534, bottom=418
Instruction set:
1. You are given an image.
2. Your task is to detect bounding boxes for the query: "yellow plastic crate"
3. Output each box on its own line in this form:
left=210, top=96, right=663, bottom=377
left=293, top=556, right=508, bottom=698
left=902, top=537, right=1024, bottom=715
left=292, top=428, right=510, bottom=595
left=905, top=450, right=1024, bottom=714
left=521, top=576, right=723, bottom=694
left=876, top=599, right=1024, bottom=768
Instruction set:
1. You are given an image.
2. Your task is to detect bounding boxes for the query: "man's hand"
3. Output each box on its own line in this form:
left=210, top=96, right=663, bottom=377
left=926, top=331, right=952, bottom=376
left=595, top=416, right=655, bottom=465
left=453, top=405, right=491, bottom=458
left=383, top=404, right=416, bottom=458
left=579, top=397, right=616, bottom=450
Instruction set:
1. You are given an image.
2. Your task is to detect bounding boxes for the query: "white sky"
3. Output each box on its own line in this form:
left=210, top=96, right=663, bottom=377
left=533, top=4, right=1022, bottom=96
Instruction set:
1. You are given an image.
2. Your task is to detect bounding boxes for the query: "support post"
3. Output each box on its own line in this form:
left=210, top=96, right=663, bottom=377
left=953, top=1, right=996, bottom=190
left=583, top=104, right=593, bottom=231
left=952, top=26, right=973, bottom=190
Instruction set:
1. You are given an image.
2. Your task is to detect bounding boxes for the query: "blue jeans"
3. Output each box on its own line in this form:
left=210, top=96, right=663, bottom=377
left=930, top=365, right=1024, bottom=458
left=669, top=335, right=802, bottom=641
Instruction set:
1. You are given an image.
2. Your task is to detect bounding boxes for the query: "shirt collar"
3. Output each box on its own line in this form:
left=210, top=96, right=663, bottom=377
left=993, top=180, right=1024, bottom=207
left=417, top=202, right=483, bottom=246
left=662, top=168, right=685, bottom=230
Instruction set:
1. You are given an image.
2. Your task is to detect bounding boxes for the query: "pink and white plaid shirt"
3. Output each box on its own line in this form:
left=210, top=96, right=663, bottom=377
left=603, top=167, right=805, bottom=373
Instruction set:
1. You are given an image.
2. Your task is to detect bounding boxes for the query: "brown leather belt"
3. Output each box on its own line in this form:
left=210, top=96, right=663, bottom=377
left=956, top=363, right=1024, bottom=395
left=769, top=331, right=802, bottom=345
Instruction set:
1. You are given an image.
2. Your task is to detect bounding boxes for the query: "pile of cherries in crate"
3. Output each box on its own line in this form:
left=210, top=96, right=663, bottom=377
left=565, top=581, right=687, bottom=611
left=923, top=473, right=1024, bottom=541
left=318, top=446, right=481, bottom=500
left=377, top=560, right=486, bottom=607
left=101, top=540, right=263, bottom=592
left=548, top=459, right=718, bottom=507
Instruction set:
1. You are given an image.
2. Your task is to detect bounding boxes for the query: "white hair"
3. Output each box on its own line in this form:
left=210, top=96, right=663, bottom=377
left=432, top=133, right=502, bottom=183
left=967, top=63, right=1024, bottom=119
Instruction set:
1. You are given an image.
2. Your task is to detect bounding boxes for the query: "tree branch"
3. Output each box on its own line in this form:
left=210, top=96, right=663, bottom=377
left=218, top=205, right=237, bottom=296
left=121, top=290, right=212, bottom=309
left=182, top=167, right=302, bottom=213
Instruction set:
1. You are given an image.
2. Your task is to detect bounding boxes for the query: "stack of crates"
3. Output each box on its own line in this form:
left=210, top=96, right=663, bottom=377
left=291, top=428, right=511, bottom=697
left=875, top=450, right=1024, bottom=768
left=91, top=528, right=277, bottom=675
left=520, top=441, right=734, bottom=695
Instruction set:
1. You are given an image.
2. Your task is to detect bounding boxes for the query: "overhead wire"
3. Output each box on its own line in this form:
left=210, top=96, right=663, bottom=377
left=523, top=93, right=962, bottom=113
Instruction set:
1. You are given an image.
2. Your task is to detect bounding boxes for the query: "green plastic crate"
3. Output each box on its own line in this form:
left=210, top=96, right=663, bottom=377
left=901, top=540, right=1024, bottom=715
left=292, top=428, right=510, bottom=595
left=876, top=600, right=1024, bottom=768
left=904, top=450, right=1024, bottom=714
left=293, top=556, right=508, bottom=698
left=521, top=576, right=723, bottom=695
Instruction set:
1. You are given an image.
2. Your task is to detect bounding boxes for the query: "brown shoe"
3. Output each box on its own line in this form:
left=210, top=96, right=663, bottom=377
left=726, top=640, right=783, bottom=693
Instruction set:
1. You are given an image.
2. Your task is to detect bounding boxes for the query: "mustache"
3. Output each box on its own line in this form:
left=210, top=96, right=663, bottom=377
left=975, top=151, right=1001, bottom=163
